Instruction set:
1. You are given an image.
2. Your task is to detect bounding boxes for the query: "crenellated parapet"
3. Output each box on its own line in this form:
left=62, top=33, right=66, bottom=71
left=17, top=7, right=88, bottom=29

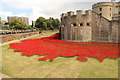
left=61, top=10, right=92, bottom=18
left=60, top=10, right=92, bottom=27
left=67, top=11, right=74, bottom=16
left=76, top=10, right=83, bottom=15
left=85, top=10, right=92, bottom=15
left=61, top=13, right=67, bottom=18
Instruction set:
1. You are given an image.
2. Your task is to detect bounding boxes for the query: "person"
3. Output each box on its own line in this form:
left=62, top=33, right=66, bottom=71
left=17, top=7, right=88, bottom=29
left=2, top=32, right=5, bottom=35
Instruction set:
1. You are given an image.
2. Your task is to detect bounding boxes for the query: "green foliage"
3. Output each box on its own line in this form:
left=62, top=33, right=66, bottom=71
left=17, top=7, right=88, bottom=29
left=35, top=17, right=60, bottom=31
left=0, top=20, right=2, bottom=26
left=43, top=22, right=47, bottom=30
left=0, top=26, right=8, bottom=29
left=0, top=26, right=17, bottom=30
left=35, top=17, right=46, bottom=30
left=0, top=18, right=33, bottom=30
left=46, top=19, right=53, bottom=30
left=23, top=26, right=33, bottom=30
left=8, top=18, right=27, bottom=30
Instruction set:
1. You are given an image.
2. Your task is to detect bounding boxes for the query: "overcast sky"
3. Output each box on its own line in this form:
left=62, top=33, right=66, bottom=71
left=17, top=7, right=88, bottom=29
left=0, top=0, right=119, bottom=25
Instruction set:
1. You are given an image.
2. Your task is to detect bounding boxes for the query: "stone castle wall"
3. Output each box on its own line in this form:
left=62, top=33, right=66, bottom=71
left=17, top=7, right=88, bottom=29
left=61, top=10, right=92, bottom=41
left=60, top=11, right=120, bottom=43
left=111, top=20, right=120, bottom=43
left=60, top=1, right=120, bottom=43
left=92, top=12, right=120, bottom=43
left=92, top=12, right=111, bottom=42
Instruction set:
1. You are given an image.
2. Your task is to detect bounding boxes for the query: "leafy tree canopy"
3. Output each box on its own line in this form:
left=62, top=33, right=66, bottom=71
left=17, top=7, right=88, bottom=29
left=35, top=17, right=60, bottom=31
left=8, top=18, right=27, bottom=29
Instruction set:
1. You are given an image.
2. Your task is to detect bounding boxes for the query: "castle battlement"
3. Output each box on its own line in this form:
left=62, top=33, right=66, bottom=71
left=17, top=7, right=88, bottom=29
left=85, top=10, right=92, bottom=15
left=61, top=13, right=67, bottom=18
left=76, top=10, right=83, bottom=15
left=61, top=10, right=92, bottom=19
left=67, top=11, right=74, bottom=16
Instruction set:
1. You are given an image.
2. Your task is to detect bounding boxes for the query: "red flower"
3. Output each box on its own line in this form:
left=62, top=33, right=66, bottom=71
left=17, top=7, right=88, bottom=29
left=9, top=33, right=120, bottom=62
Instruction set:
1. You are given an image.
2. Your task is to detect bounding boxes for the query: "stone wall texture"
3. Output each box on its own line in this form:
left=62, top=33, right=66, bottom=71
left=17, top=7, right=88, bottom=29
left=60, top=11, right=120, bottom=43
left=61, top=10, right=92, bottom=41
left=60, top=2, right=120, bottom=43
left=92, top=12, right=111, bottom=42
left=1, top=32, right=39, bottom=43
left=92, top=12, right=120, bottom=43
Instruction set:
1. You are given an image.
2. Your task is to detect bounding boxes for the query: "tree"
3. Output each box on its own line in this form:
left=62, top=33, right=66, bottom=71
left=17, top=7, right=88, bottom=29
left=52, top=19, right=61, bottom=29
left=43, top=22, right=47, bottom=30
left=48, top=17, right=60, bottom=29
left=0, top=21, right=2, bottom=26
left=35, top=17, right=60, bottom=31
left=35, top=17, right=46, bottom=30
left=46, top=20, right=54, bottom=30
left=8, top=18, right=27, bottom=29
left=23, top=26, right=33, bottom=30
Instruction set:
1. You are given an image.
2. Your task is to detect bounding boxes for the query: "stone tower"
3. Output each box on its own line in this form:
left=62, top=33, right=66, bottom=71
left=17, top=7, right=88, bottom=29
left=32, top=21, right=36, bottom=27
left=92, top=2, right=119, bottom=20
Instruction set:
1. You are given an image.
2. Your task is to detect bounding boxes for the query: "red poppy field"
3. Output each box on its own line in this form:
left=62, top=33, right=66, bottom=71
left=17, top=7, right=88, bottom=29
left=9, top=33, right=120, bottom=62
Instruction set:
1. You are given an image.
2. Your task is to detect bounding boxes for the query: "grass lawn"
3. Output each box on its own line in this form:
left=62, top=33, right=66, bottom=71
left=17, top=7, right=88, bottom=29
left=2, top=31, right=119, bottom=78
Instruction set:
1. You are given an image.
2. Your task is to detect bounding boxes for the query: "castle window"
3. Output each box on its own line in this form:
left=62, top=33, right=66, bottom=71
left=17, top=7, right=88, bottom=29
left=87, top=23, right=91, bottom=26
left=73, top=23, right=76, bottom=26
left=110, top=8, right=112, bottom=11
left=116, top=6, right=118, bottom=8
left=79, top=23, right=83, bottom=26
left=100, top=13, right=102, bottom=16
left=99, top=8, right=102, bottom=11
left=71, top=23, right=76, bottom=27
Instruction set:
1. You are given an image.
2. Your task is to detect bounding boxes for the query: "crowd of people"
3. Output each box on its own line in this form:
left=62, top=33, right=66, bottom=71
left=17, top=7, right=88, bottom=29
left=0, top=28, right=37, bottom=35
left=0, top=31, right=33, bottom=35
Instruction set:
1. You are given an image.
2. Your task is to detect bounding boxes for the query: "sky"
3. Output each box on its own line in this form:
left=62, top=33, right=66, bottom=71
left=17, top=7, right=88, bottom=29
left=0, top=0, right=119, bottom=25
